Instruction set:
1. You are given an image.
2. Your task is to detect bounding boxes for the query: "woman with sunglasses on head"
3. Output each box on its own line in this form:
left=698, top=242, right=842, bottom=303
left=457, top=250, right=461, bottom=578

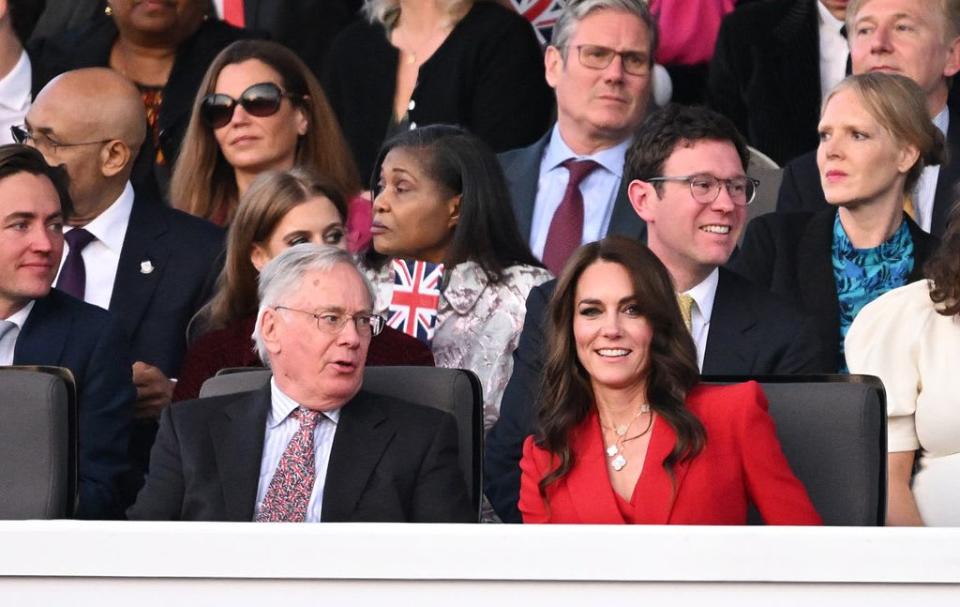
left=171, top=39, right=361, bottom=232
left=519, top=236, right=820, bottom=524
left=324, top=0, right=553, bottom=179
left=733, top=73, right=943, bottom=372
left=30, top=0, right=256, bottom=199
left=368, top=125, right=551, bottom=434
left=174, top=167, right=433, bottom=402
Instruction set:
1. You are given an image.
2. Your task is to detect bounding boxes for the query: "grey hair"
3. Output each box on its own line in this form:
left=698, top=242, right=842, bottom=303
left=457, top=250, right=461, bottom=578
left=252, top=244, right=375, bottom=365
left=362, top=0, right=473, bottom=29
left=846, top=0, right=960, bottom=42
left=550, top=0, right=658, bottom=61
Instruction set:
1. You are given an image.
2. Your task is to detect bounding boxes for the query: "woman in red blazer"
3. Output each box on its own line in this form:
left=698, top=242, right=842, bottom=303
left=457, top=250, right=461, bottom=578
left=519, top=237, right=821, bottom=525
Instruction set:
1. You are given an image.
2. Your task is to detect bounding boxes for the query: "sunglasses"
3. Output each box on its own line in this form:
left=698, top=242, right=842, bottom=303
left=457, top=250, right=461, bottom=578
left=200, top=82, right=302, bottom=129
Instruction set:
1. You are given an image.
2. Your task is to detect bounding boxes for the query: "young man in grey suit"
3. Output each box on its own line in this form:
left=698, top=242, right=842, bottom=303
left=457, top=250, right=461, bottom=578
left=129, top=245, right=473, bottom=522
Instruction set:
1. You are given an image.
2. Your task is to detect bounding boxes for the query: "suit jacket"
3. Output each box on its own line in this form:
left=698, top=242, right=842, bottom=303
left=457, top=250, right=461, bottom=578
left=519, top=381, right=821, bottom=524
left=29, top=16, right=256, bottom=199
left=732, top=209, right=938, bottom=371
left=499, top=129, right=647, bottom=247
left=111, top=194, right=224, bottom=497
left=708, top=0, right=822, bottom=166
left=483, top=267, right=824, bottom=523
left=776, top=104, right=960, bottom=237
left=13, top=289, right=135, bottom=520
left=128, top=384, right=474, bottom=522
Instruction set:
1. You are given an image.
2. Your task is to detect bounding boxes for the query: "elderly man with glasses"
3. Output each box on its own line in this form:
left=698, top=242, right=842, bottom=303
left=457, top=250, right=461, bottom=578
left=485, top=104, right=826, bottom=523
left=129, top=244, right=473, bottom=523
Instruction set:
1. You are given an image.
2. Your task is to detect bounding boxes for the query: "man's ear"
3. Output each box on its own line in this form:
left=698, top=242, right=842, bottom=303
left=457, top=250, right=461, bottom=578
left=627, top=179, right=657, bottom=222
left=544, top=45, right=564, bottom=89
left=100, top=140, right=132, bottom=178
left=260, top=308, right=283, bottom=356
left=943, top=34, right=960, bottom=79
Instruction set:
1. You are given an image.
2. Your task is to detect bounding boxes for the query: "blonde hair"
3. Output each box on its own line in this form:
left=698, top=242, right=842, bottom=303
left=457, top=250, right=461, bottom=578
left=170, top=40, right=359, bottom=224
left=846, top=0, right=960, bottom=41
left=362, top=0, right=475, bottom=28
left=823, top=72, right=946, bottom=193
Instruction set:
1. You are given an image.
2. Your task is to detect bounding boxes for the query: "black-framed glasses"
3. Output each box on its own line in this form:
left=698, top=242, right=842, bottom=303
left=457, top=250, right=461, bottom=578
left=645, top=174, right=759, bottom=206
left=200, top=82, right=302, bottom=129
left=573, top=44, right=651, bottom=77
left=11, top=125, right=112, bottom=153
left=273, top=305, right=385, bottom=337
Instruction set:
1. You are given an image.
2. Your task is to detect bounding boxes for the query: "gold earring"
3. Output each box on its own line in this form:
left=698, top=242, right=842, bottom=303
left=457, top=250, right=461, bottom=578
left=105, top=4, right=113, bottom=17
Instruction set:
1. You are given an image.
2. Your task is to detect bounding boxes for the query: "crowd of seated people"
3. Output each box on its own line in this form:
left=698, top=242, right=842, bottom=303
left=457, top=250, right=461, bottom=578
left=0, top=0, right=957, bottom=527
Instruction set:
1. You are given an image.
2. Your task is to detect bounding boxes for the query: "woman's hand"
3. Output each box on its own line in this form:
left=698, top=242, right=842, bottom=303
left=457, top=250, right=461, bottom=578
left=886, top=450, right=924, bottom=526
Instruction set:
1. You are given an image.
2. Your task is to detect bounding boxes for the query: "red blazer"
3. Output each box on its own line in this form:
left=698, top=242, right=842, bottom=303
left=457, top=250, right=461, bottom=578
left=520, top=381, right=821, bottom=525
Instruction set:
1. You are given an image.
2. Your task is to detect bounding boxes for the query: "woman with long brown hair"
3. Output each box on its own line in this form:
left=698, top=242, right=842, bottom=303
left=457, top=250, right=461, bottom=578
left=847, top=204, right=960, bottom=527
left=519, top=236, right=820, bottom=524
left=170, top=39, right=360, bottom=228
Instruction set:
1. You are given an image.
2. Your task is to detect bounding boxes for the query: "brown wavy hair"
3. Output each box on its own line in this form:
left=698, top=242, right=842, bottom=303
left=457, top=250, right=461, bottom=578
left=170, top=39, right=360, bottom=224
left=926, top=202, right=960, bottom=316
left=536, top=236, right=705, bottom=499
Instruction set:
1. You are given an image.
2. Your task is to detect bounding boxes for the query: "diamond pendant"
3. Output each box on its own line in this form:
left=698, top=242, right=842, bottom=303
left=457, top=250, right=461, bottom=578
left=606, top=444, right=619, bottom=457
left=611, top=454, right=627, bottom=471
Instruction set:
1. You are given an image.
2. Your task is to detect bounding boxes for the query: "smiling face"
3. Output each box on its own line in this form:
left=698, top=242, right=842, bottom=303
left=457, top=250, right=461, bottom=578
left=0, top=172, right=65, bottom=318
left=850, top=0, right=960, bottom=112
left=211, top=59, right=308, bottom=180
left=546, top=9, right=653, bottom=154
left=817, top=87, right=917, bottom=208
left=629, top=139, right=746, bottom=291
left=371, top=147, right=460, bottom=264
left=260, top=265, right=371, bottom=410
left=250, top=196, right=346, bottom=271
left=573, top=260, right=653, bottom=398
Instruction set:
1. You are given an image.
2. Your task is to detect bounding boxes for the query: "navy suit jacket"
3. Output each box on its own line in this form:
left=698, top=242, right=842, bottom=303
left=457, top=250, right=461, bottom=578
left=498, top=129, right=647, bottom=247
left=776, top=104, right=960, bottom=237
left=483, top=267, right=824, bottom=522
left=128, top=384, right=474, bottom=522
left=110, top=193, right=224, bottom=499
left=14, top=290, right=135, bottom=520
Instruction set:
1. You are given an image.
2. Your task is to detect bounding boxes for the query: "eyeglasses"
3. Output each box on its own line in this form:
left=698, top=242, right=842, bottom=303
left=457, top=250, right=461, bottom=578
left=11, top=125, right=112, bottom=153
left=273, top=305, right=385, bottom=337
left=573, top=44, right=651, bottom=77
left=200, top=82, right=302, bottom=129
left=645, top=174, right=759, bottom=206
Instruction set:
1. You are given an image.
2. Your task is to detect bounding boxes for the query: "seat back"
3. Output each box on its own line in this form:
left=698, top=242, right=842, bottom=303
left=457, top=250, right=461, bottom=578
left=0, top=366, right=77, bottom=519
left=708, top=375, right=887, bottom=526
left=201, top=365, right=484, bottom=519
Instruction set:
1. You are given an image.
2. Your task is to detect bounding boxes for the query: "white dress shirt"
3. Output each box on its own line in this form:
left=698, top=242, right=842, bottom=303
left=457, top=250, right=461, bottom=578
left=56, top=182, right=135, bottom=310
left=818, top=2, right=848, bottom=102
left=529, top=124, right=631, bottom=259
left=680, top=268, right=719, bottom=372
left=0, top=300, right=35, bottom=366
left=912, top=107, right=949, bottom=233
left=0, top=50, right=31, bottom=145
left=254, top=378, right=341, bottom=522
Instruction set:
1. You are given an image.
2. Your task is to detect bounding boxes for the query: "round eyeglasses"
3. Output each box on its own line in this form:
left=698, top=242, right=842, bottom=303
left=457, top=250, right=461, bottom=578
left=645, top=174, right=759, bottom=206
left=200, top=82, right=303, bottom=129
left=273, top=305, right=385, bottom=337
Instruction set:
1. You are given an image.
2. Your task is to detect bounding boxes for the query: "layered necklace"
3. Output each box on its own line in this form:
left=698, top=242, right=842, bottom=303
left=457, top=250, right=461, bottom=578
left=600, top=404, right=653, bottom=472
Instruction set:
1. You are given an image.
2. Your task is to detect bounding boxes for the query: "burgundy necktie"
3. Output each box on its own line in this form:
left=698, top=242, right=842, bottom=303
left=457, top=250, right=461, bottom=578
left=542, top=159, right=600, bottom=275
left=56, top=228, right=96, bottom=300
left=256, top=407, right=321, bottom=522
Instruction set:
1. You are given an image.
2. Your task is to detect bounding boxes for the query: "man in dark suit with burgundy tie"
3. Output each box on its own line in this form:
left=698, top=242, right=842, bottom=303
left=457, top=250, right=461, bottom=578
left=485, top=104, right=825, bottom=523
left=128, top=245, right=473, bottom=522
left=498, top=0, right=655, bottom=275
left=21, top=67, right=224, bottom=501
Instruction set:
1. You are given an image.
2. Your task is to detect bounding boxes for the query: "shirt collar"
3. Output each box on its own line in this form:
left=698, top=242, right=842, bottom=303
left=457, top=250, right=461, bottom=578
left=933, top=105, right=950, bottom=136
left=66, top=181, right=135, bottom=253
left=267, top=377, right=341, bottom=428
left=0, top=50, right=31, bottom=112
left=3, top=299, right=35, bottom=328
left=682, top=267, right=719, bottom=324
left=816, top=1, right=844, bottom=32
left=543, top=123, right=632, bottom=178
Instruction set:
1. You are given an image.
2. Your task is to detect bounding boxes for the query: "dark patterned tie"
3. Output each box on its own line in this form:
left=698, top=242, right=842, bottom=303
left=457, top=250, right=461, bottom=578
left=256, top=407, right=322, bottom=522
left=56, top=228, right=96, bottom=300
left=542, top=159, right=600, bottom=275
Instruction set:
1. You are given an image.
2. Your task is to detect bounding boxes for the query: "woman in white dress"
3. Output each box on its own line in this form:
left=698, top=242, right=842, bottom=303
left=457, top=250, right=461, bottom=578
left=846, top=203, right=960, bottom=526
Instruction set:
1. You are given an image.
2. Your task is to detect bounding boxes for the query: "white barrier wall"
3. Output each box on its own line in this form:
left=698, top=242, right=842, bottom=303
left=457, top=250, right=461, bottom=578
left=1, top=522, right=958, bottom=605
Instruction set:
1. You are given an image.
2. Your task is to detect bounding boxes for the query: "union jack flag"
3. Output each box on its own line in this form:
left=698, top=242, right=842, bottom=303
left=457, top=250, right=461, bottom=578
left=387, top=259, right=444, bottom=344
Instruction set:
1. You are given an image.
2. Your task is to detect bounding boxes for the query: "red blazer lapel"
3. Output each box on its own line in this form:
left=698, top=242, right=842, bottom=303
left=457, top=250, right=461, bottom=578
left=562, top=411, right=625, bottom=523
left=633, top=415, right=692, bottom=524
